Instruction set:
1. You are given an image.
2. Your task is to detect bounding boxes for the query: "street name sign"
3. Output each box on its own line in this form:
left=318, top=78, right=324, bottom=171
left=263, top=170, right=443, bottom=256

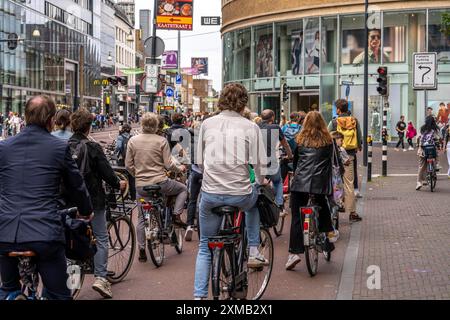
left=413, top=52, right=437, bottom=90
left=201, top=17, right=221, bottom=26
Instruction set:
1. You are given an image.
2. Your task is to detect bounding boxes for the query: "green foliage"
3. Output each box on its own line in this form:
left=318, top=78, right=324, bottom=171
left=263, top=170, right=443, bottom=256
left=441, top=12, right=450, bottom=37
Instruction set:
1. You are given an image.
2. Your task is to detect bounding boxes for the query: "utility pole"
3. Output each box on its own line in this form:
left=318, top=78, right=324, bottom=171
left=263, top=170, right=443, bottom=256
left=149, top=0, right=158, bottom=113
left=363, top=0, right=369, bottom=167
left=382, top=98, right=388, bottom=177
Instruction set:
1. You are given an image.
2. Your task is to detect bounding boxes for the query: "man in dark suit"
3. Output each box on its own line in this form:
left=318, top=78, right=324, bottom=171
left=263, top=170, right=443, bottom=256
left=0, top=95, right=93, bottom=300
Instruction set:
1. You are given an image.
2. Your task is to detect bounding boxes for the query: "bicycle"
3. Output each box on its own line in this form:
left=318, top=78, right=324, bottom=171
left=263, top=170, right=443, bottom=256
left=67, top=197, right=136, bottom=299
left=139, top=184, right=184, bottom=268
left=209, top=206, right=274, bottom=300
left=423, top=144, right=437, bottom=192
left=3, top=208, right=78, bottom=300
left=301, top=196, right=334, bottom=276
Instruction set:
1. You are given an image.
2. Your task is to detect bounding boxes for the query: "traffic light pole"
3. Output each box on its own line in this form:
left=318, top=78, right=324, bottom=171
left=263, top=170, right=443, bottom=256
left=382, top=98, right=388, bottom=177
left=363, top=0, right=369, bottom=168
left=148, top=0, right=158, bottom=113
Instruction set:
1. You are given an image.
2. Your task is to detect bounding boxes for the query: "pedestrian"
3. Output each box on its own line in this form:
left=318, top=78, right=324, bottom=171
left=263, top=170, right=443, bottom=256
left=286, top=111, right=338, bottom=271
left=51, top=109, right=73, bottom=140
left=406, top=121, right=417, bottom=150
left=415, top=116, right=440, bottom=190
left=0, top=96, right=93, bottom=300
left=395, top=115, right=407, bottom=151
left=328, top=99, right=362, bottom=222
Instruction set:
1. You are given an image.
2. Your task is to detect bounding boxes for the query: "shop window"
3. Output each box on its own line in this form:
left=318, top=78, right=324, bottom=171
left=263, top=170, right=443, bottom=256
left=276, top=20, right=303, bottom=77
left=428, top=10, right=450, bottom=63
left=304, top=18, right=321, bottom=74
left=236, top=28, right=251, bottom=80
left=383, top=12, right=409, bottom=63
left=254, top=25, right=274, bottom=78
left=341, top=15, right=366, bottom=65
left=223, top=31, right=234, bottom=82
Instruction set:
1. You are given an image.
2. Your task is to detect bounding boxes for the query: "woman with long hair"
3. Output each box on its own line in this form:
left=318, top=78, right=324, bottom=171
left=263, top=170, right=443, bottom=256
left=51, top=109, right=72, bottom=140
left=285, top=111, right=338, bottom=270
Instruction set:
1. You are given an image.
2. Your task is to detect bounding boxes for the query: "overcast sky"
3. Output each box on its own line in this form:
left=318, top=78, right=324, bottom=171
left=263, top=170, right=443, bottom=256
left=134, top=0, right=222, bottom=90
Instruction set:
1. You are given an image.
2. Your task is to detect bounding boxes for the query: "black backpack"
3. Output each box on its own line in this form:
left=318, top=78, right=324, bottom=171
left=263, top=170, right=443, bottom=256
left=68, top=138, right=91, bottom=179
left=257, top=185, right=280, bottom=228
left=117, top=133, right=131, bottom=166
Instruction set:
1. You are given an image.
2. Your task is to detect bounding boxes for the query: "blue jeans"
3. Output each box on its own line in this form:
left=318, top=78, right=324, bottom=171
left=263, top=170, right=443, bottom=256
left=269, top=166, right=283, bottom=207
left=91, top=209, right=109, bottom=278
left=193, top=186, right=260, bottom=298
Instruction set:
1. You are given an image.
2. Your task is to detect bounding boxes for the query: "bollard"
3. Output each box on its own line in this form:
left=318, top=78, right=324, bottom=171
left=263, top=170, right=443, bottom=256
left=381, top=101, right=389, bottom=177
left=367, top=135, right=373, bottom=182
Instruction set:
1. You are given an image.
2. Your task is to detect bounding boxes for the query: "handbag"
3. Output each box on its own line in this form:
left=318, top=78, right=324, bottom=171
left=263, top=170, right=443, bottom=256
left=257, top=185, right=280, bottom=228
left=62, top=213, right=97, bottom=261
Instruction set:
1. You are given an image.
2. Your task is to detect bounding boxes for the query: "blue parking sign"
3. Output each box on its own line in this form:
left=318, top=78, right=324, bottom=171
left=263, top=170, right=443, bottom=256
left=176, top=74, right=182, bottom=84
left=166, top=87, right=174, bottom=97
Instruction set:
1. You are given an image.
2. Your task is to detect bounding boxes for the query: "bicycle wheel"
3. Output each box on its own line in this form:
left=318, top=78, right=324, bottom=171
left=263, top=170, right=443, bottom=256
left=211, top=248, right=225, bottom=300
left=147, top=210, right=165, bottom=267
left=323, top=238, right=332, bottom=262
left=174, top=226, right=184, bottom=254
left=304, top=217, right=319, bottom=277
left=107, top=215, right=136, bottom=283
left=247, top=228, right=274, bottom=300
left=114, top=171, right=129, bottom=200
left=67, top=259, right=85, bottom=299
left=212, top=247, right=234, bottom=300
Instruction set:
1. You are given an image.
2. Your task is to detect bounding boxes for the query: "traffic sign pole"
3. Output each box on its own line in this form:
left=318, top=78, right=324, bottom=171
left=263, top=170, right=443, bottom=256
left=149, top=0, right=158, bottom=113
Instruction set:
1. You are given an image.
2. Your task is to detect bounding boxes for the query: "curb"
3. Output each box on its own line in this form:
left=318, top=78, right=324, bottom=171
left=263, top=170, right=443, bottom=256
left=336, top=173, right=367, bottom=300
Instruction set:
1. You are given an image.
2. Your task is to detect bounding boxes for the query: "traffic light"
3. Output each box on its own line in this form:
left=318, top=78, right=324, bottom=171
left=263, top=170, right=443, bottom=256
left=282, top=83, right=289, bottom=102
left=7, top=33, right=18, bottom=50
left=376, top=66, right=388, bottom=96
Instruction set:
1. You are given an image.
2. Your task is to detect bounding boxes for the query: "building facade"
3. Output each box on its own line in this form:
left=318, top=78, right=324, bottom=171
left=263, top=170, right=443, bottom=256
left=117, top=0, right=135, bottom=27
left=0, top=0, right=102, bottom=115
left=222, top=0, right=450, bottom=140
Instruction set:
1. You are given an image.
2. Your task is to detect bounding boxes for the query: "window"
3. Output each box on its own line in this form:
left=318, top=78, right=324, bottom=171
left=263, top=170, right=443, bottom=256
left=341, top=15, right=366, bottom=65
left=254, top=25, right=274, bottom=78
left=428, top=10, right=450, bottom=63
left=223, top=32, right=234, bottom=82
left=276, top=20, right=303, bottom=77
left=383, top=12, right=408, bottom=63
left=304, top=18, right=321, bottom=74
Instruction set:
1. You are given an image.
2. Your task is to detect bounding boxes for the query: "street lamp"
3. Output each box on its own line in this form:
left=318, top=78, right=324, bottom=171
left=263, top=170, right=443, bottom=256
left=32, top=28, right=40, bottom=38
left=107, top=51, right=113, bottom=61
left=126, top=30, right=134, bottom=42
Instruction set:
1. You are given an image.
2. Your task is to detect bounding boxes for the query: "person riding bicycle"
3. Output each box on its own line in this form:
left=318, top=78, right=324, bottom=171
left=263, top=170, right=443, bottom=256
left=115, top=123, right=136, bottom=200
left=193, top=83, right=269, bottom=300
left=0, top=96, right=93, bottom=300
left=125, top=112, right=187, bottom=263
left=69, top=108, right=128, bottom=299
left=286, top=111, right=338, bottom=271
left=416, top=116, right=441, bottom=190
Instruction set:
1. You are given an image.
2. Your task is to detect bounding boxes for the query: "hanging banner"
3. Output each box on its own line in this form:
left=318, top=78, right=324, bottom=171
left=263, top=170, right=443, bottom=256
left=191, top=57, right=208, bottom=75
left=157, top=0, right=193, bottom=31
left=162, top=50, right=178, bottom=69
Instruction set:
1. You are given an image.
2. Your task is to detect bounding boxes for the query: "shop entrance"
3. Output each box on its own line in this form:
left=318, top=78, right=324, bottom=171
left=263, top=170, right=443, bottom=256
left=290, top=91, right=319, bottom=114
left=256, top=93, right=281, bottom=123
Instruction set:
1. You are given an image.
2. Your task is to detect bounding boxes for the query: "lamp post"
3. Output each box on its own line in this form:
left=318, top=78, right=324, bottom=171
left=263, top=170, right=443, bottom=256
left=363, top=0, right=369, bottom=167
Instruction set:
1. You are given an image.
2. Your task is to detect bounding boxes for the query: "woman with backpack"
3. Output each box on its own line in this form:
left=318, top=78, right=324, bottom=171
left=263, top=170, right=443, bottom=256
left=285, top=111, right=338, bottom=271
left=416, top=116, right=441, bottom=190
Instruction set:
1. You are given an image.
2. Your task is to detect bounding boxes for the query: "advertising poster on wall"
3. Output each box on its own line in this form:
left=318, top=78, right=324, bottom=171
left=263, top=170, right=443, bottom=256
left=156, top=0, right=193, bottom=31
left=342, top=28, right=391, bottom=64
left=191, top=57, right=208, bottom=75
left=255, top=34, right=273, bottom=78
left=162, top=50, right=178, bottom=69
left=304, top=20, right=326, bottom=74
left=291, top=30, right=304, bottom=75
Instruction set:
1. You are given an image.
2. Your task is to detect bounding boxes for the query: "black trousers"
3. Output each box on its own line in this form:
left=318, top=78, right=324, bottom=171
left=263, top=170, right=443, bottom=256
left=187, top=169, right=203, bottom=226
left=289, top=192, right=334, bottom=254
left=396, top=133, right=405, bottom=149
left=0, top=242, right=72, bottom=300
left=407, top=138, right=414, bottom=148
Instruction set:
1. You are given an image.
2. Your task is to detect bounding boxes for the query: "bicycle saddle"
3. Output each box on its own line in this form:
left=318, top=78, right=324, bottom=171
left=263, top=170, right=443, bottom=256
left=8, top=251, right=36, bottom=257
left=212, top=206, right=239, bottom=215
left=143, top=185, right=162, bottom=192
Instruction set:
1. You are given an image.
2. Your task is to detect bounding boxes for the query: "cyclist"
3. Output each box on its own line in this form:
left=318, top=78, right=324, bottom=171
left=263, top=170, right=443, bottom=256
left=69, top=108, right=128, bottom=299
left=125, top=112, right=187, bottom=263
left=193, top=83, right=269, bottom=300
left=286, top=111, right=338, bottom=271
left=0, top=96, right=93, bottom=300
left=115, top=123, right=136, bottom=200
left=416, top=116, right=441, bottom=190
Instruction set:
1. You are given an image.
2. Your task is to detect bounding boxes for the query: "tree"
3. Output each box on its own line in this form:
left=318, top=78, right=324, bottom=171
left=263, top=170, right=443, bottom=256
left=441, top=12, right=450, bottom=37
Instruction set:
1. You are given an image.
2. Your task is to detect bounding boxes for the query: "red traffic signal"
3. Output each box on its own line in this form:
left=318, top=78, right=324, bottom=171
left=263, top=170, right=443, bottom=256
left=376, top=66, right=388, bottom=96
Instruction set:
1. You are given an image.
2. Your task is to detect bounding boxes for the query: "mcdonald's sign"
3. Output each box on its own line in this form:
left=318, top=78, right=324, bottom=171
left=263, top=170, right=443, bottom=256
left=93, top=79, right=111, bottom=86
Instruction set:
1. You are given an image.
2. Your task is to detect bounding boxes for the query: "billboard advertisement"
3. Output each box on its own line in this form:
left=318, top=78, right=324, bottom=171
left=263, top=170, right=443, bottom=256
left=191, top=57, right=208, bottom=75
left=162, top=50, right=178, bottom=69
left=157, top=0, right=193, bottom=31
left=255, top=34, right=273, bottom=78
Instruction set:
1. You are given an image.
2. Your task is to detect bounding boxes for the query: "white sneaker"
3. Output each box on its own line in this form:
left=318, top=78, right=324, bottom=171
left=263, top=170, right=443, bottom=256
left=285, top=254, right=301, bottom=270
left=248, top=253, right=269, bottom=268
left=327, top=230, right=340, bottom=243
left=408, top=147, right=414, bottom=151
left=92, top=277, right=112, bottom=299
left=395, top=148, right=399, bottom=151
left=403, top=149, right=407, bottom=152
left=184, top=225, right=194, bottom=242
left=354, top=190, right=362, bottom=198
left=280, top=209, right=288, bottom=218
left=415, top=182, right=422, bottom=191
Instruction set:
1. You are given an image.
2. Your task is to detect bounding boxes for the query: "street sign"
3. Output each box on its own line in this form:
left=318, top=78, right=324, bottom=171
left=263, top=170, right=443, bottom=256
left=156, top=0, right=193, bottom=31
left=176, top=74, right=182, bottom=84
left=165, top=87, right=174, bottom=98
left=201, top=17, right=221, bottom=26
left=145, top=64, right=159, bottom=78
left=341, top=81, right=355, bottom=86
left=144, top=36, right=165, bottom=58
left=145, top=78, right=158, bottom=93
left=413, top=52, right=437, bottom=90
left=140, top=95, right=150, bottom=104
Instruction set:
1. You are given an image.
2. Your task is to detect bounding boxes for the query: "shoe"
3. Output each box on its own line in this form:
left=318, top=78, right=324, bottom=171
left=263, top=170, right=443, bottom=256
left=354, top=190, right=363, bottom=198
left=395, top=148, right=399, bottom=151
left=138, top=248, right=147, bottom=262
left=403, top=149, right=407, bottom=152
left=185, top=225, right=194, bottom=242
left=349, top=212, right=362, bottom=222
left=248, top=253, right=269, bottom=268
left=172, top=214, right=187, bottom=228
left=194, top=297, right=207, bottom=300
left=279, top=208, right=288, bottom=218
left=436, top=164, right=443, bottom=170
left=285, top=254, right=301, bottom=270
left=408, top=147, right=414, bottom=151
left=92, top=277, right=113, bottom=299
left=327, top=230, right=340, bottom=243
left=416, top=182, right=422, bottom=190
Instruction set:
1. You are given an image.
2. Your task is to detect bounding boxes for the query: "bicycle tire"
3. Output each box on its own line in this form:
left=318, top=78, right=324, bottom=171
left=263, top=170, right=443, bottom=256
left=114, top=171, right=129, bottom=200
left=323, top=239, right=332, bottom=262
left=67, top=259, right=86, bottom=299
left=211, top=248, right=225, bottom=300
left=247, top=228, right=274, bottom=300
left=304, top=217, right=319, bottom=277
left=147, top=210, right=165, bottom=267
left=107, top=215, right=136, bottom=283
left=174, top=226, right=184, bottom=254
left=273, top=215, right=285, bottom=237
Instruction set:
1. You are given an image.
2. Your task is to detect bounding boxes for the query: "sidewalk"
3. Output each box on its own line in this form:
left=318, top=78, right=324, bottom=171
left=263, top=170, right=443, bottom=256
left=349, top=148, right=450, bottom=299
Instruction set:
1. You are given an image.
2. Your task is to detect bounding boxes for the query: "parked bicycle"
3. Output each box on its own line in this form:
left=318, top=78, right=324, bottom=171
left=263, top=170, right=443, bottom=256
left=209, top=206, right=274, bottom=300
left=301, top=196, right=334, bottom=276
left=139, top=184, right=184, bottom=267
left=424, top=144, right=437, bottom=192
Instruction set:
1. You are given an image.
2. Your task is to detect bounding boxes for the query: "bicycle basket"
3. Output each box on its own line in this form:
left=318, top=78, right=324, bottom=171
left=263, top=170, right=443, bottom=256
left=423, top=145, right=437, bottom=159
left=257, top=185, right=280, bottom=228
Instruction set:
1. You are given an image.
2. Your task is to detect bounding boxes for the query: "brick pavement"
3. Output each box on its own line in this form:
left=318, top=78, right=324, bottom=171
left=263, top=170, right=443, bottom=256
left=351, top=148, right=450, bottom=299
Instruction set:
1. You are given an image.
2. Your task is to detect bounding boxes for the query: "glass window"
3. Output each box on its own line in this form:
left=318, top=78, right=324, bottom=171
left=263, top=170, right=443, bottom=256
left=223, top=31, right=235, bottom=82
left=341, top=15, right=365, bottom=65
left=321, top=17, right=337, bottom=74
left=383, top=12, right=408, bottom=63
left=304, top=18, right=321, bottom=74
left=235, top=28, right=251, bottom=80
left=428, top=10, right=450, bottom=63
left=254, top=24, right=273, bottom=78
left=276, top=20, right=303, bottom=77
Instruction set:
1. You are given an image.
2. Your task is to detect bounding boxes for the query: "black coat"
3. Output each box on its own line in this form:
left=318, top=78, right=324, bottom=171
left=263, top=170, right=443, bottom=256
left=69, top=133, right=120, bottom=210
left=291, top=144, right=333, bottom=195
left=0, top=125, right=92, bottom=244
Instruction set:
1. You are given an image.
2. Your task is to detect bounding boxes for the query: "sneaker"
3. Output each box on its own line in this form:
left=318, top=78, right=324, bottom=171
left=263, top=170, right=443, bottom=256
left=138, top=248, right=147, bottom=262
left=285, top=254, right=301, bottom=270
left=92, top=277, right=113, bottom=299
left=185, top=225, right=194, bottom=242
left=248, top=253, right=269, bottom=268
left=408, top=147, right=414, bottom=151
left=395, top=148, right=399, bottom=151
left=279, top=208, right=288, bottom=218
left=403, top=149, right=407, bottom=152
left=415, top=182, right=422, bottom=190
left=349, top=212, right=362, bottom=222
left=354, top=190, right=363, bottom=198
left=327, top=230, right=340, bottom=243
left=194, top=297, right=207, bottom=300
